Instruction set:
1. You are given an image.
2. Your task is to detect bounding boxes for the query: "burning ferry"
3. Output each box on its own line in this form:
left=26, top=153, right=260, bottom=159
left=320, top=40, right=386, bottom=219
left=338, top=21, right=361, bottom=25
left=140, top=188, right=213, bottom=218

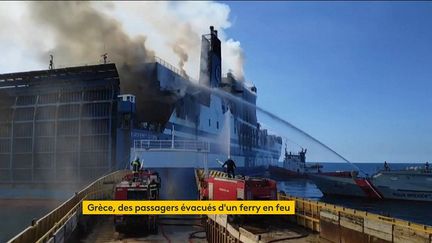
left=0, top=26, right=282, bottom=186
left=129, top=26, right=282, bottom=169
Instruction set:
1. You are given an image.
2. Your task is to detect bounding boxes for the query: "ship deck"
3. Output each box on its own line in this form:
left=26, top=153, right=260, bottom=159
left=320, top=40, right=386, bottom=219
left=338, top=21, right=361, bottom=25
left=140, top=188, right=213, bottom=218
left=71, top=216, right=207, bottom=243
left=9, top=170, right=432, bottom=243
left=70, top=215, right=320, bottom=243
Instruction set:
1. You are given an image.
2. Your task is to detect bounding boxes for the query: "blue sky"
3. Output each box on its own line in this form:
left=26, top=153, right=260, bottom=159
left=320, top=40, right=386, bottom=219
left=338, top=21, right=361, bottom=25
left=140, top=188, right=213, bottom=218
left=223, top=2, right=432, bottom=162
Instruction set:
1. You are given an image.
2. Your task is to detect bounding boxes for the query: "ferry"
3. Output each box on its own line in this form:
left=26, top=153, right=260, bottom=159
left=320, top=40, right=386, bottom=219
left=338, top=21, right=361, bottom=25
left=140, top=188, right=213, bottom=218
left=0, top=26, right=282, bottom=189
left=130, top=26, right=282, bottom=170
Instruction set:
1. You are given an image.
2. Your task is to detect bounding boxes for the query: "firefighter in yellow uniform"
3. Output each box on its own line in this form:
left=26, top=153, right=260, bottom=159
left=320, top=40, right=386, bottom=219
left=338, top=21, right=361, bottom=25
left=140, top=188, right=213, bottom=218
left=131, top=157, right=141, bottom=173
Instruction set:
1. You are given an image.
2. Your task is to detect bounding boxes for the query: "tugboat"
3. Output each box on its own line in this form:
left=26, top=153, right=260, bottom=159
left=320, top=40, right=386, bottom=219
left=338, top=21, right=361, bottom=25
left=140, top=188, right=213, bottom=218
left=268, top=146, right=322, bottom=178
left=309, top=163, right=432, bottom=202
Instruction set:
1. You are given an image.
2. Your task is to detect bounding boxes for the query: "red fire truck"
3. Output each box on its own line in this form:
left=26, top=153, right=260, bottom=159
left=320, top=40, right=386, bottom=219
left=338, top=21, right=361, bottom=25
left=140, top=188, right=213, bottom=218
left=113, top=170, right=161, bottom=233
left=199, top=174, right=277, bottom=200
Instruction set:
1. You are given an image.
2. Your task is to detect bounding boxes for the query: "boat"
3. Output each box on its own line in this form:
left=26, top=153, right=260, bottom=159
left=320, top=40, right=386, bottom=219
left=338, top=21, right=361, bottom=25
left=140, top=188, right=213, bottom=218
left=309, top=165, right=432, bottom=201
left=129, top=26, right=282, bottom=170
left=0, top=26, right=282, bottom=189
left=268, top=146, right=322, bottom=178
left=371, top=168, right=432, bottom=201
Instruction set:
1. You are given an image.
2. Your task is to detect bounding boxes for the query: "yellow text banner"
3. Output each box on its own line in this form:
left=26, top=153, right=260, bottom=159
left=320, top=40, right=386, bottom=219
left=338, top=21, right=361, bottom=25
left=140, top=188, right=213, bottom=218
left=82, top=200, right=295, bottom=215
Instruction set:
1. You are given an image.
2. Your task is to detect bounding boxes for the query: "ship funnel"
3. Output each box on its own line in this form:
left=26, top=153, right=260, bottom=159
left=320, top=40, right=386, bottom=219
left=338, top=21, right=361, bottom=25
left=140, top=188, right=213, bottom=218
left=198, top=26, right=222, bottom=105
left=209, top=26, right=218, bottom=37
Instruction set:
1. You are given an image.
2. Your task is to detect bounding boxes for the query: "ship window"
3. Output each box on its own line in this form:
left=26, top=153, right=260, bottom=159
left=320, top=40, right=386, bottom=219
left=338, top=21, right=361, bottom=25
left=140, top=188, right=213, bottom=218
left=208, top=119, right=211, bottom=127
left=216, top=121, right=219, bottom=129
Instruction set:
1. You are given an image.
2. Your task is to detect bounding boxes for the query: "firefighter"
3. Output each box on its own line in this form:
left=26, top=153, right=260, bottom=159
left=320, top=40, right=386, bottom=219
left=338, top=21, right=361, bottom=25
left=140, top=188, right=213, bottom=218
left=222, top=158, right=236, bottom=178
left=131, top=157, right=141, bottom=173
left=384, top=161, right=390, bottom=171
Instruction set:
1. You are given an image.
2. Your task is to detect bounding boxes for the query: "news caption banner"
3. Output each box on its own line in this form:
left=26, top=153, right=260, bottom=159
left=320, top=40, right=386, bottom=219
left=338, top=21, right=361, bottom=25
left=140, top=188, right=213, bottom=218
left=83, top=200, right=295, bottom=215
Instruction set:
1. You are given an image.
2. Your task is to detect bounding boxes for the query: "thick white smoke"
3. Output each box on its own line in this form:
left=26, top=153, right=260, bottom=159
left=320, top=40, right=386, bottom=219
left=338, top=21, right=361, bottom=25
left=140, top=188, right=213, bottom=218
left=0, top=1, right=245, bottom=80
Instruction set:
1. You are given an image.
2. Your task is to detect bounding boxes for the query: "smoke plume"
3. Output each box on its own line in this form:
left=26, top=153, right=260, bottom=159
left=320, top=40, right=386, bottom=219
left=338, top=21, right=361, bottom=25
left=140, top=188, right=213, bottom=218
left=29, top=2, right=155, bottom=66
left=1, top=2, right=245, bottom=81
left=172, top=44, right=188, bottom=76
left=29, top=2, right=155, bottom=95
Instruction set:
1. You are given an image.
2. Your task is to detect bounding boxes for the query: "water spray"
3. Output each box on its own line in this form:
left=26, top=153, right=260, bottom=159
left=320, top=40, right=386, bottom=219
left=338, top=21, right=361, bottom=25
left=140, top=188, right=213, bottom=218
left=189, top=81, right=367, bottom=176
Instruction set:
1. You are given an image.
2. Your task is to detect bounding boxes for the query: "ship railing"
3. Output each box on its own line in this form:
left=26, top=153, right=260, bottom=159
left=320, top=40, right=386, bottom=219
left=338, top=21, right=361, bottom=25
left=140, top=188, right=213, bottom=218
left=278, top=193, right=432, bottom=241
left=133, top=139, right=210, bottom=153
left=8, top=170, right=130, bottom=243
left=154, top=56, right=188, bottom=79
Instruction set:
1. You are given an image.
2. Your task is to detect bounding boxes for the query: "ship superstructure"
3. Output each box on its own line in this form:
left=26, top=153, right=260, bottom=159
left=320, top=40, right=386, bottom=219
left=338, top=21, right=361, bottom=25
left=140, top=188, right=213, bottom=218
left=127, top=26, right=282, bottom=169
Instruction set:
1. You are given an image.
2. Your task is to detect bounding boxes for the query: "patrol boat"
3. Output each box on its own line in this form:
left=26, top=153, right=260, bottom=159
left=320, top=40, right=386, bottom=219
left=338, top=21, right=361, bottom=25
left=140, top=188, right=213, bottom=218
left=309, top=165, right=432, bottom=202
left=371, top=167, right=432, bottom=201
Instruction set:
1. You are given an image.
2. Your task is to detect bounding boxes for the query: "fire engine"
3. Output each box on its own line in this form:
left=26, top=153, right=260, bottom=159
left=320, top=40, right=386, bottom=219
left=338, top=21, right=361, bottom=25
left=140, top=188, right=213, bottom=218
left=199, top=173, right=277, bottom=200
left=113, top=170, right=161, bottom=233
left=198, top=171, right=278, bottom=224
